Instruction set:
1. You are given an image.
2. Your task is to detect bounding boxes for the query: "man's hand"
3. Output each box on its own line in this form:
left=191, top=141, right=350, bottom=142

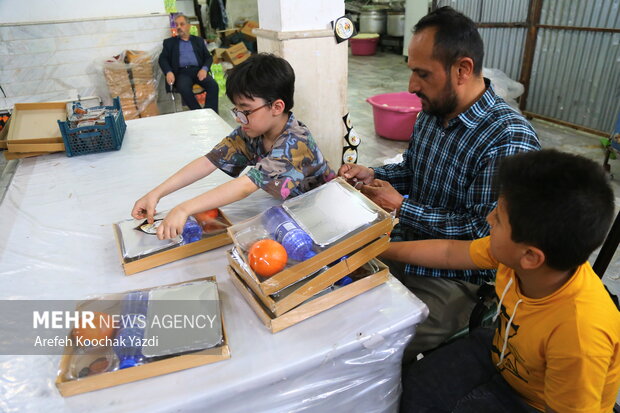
left=131, top=192, right=160, bottom=224
left=156, top=206, right=189, bottom=240
left=338, top=163, right=375, bottom=187
left=197, top=69, right=207, bottom=81
left=166, top=72, right=175, bottom=86
left=361, top=179, right=405, bottom=213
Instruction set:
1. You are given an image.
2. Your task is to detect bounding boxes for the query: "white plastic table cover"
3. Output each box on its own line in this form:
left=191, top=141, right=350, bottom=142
left=0, top=110, right=429, bottom=413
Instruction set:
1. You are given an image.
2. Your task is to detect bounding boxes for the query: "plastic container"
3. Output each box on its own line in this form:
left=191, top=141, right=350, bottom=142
left=114, top=291, right=149, bottom=369
left=262, top=206, right=316, bottom=262
left=182, top=217, right=202, bottom=244
left=366, top=92, right=422, bottom=141
left=57, top=96, right=127, bottom=157
left=350, top=34, right=380, bottom=56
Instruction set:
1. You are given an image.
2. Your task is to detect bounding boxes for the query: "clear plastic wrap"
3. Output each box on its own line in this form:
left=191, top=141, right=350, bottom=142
left=0, top=110, right=429, bottom=411
left=103, top=48, right=162, bottom=120
left=228, top=178, right=391, bottom=285
left=114, top=209, right=231, bottom=261
left=58, top=278, right=224, bottom=385
left=483, top=67, right=524, bottom=113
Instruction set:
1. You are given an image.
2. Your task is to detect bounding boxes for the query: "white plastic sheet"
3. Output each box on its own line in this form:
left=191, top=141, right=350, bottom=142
left=0, top=110, right=428, bottom=412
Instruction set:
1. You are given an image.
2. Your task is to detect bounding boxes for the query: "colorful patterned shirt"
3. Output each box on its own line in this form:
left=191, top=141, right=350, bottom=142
left=373, top=79, right=540, bottom=284
left=206, top=113, right=335, bottom=200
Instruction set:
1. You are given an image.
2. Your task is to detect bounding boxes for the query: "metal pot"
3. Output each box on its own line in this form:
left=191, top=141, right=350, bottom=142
left=387, top=11, right=405, bottom=37
left=360, top=10, right=387, bottom=34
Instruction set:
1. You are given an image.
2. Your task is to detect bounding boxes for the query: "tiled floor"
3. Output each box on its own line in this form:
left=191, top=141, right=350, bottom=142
left=2, top=50, right=619, bottom=291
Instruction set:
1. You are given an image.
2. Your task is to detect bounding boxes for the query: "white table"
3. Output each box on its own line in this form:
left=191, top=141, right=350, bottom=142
left=0, top=110, right=428, bottom=413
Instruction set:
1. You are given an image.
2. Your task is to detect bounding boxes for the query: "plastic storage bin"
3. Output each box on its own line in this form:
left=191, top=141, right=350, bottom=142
left=366, top=92, right=422, bottom=141
left=57, top=97, right=127, bottom=157
left=350, top=34, right=380, bottom=56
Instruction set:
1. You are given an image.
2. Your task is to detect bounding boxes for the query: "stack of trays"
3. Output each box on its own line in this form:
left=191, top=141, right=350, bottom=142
left=227, top=178, right=394, bottom=333
left=3, top=102, right=67, bottom=159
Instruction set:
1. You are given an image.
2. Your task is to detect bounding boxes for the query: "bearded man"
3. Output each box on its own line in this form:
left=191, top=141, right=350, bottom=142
left=339, top=7, right=540, bottom=361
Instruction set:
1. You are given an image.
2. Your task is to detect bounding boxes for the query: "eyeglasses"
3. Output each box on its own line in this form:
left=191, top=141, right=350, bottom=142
left=230, top=102, right=271, bottom=125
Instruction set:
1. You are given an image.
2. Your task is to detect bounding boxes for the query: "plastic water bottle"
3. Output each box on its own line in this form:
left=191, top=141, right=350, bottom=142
left=182, top=217, right=202, bottom=244
left=262, top=206, right=316, bottom=261
left=114, top=290, right=149, bottom=369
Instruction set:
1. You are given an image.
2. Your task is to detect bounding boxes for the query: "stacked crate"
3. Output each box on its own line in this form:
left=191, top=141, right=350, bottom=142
left=104, top=50, right=159, bottom=120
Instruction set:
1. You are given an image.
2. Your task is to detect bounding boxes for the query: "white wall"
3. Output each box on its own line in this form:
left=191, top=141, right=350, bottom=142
left=0, top=2, right=169, bottom=110
left=258, top=0, right=343, bottom=31
left=226, top=0, right=259, bottom=27
left=0, top=0, right=165, bottom=24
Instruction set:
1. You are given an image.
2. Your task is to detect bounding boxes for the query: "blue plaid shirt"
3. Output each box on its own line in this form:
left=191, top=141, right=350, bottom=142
left=373, top=79, right=540, bottom=285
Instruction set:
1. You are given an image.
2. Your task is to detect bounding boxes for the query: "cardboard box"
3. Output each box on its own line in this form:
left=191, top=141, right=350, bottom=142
left=55, top=276, right=230, bottom=397
left=133, top=83, right=157, bottom=103
left=241, top=21, right=259, bottom=42
left=113, top=209, right=234, bottom=275
left=104, top=66, right=133, bottom=97
left=139, top=101, right=159, bottom=118
left=223, top=42, right=251, bottom=66
left=6, top=102, right=66, bottom=153
left=119, top=97, right=140, bottom=121
left=213, top=48, right=226, bottom=64
left=227, top=235, right=389, bottom=316
left=228, top=259, right=390, bottom=333
left=227, top=179, right=393, bottom=296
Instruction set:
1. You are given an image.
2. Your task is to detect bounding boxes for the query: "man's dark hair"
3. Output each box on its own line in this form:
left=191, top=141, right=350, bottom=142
left=497, top=149, right=615, bottom=271
left=414, top=6, right=484, bottom=75
left=225, top=53, right=295, bottom=112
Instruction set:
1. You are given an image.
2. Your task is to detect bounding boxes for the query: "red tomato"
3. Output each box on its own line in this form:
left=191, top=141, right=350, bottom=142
left=72, top=311, right=115, bottom=344
left=248, top=239, right=287, bottom=278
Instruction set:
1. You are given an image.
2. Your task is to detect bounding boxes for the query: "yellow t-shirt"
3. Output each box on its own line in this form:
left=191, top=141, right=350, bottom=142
left=470, top=236, right=620, bottom=412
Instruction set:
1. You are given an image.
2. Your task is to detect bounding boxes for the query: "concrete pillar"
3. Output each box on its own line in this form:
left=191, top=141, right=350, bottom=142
left=255, top=0, right=348, bottom=170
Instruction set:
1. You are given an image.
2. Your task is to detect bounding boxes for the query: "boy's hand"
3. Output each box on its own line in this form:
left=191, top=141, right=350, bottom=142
left=156, top=206, right=189, bottom=240
left=338, top=164, right=375, bottom=187
left=361, top=179, right=405, bottom=213
left=132, top=192, right=160, bottom=224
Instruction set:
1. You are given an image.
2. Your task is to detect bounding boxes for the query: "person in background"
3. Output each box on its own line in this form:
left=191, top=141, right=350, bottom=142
left=388, top=150, right=620, bottom=413
left=133, top=53, right=335, bottom=240
left=158, top=13, right=218, bottom=112
left=339, top=6, right=540, bottom=362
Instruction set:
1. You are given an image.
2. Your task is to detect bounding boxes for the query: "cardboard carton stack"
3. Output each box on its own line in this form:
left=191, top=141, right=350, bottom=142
left=126, top=50, right=159, bottom=118
left=104, top=50, right=159, bottom=120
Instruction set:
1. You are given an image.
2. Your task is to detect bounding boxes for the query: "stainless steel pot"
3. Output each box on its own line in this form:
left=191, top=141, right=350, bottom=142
left=387, top=11, right=405, bottom=37
left=360, top=10, right=387, bottom=34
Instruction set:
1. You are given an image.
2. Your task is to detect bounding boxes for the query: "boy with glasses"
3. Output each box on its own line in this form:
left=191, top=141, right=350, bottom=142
left=132, top=53, right=335, bottom=240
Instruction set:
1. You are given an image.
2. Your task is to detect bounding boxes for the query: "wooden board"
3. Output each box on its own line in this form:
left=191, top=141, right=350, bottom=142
left=55, top=276, right=230, bottom=397
left=228, top=260, right=390, bottom=333
left=227, top=235, right=389, bottom=316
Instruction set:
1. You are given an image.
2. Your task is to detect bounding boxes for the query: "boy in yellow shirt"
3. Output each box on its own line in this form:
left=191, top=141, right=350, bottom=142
left=385, top=150, right=620, bottom=412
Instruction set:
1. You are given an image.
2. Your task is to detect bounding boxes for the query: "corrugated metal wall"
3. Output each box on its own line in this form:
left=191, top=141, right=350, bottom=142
left=435, top=0, right=620, bottom=133
left=527, top=29, right=620, bottom=131
left=528, top=0, right=620, bottom=132
left=436, top=0, right=528, bottom=93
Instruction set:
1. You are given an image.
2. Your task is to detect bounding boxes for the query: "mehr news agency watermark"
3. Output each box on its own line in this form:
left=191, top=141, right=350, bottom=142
left=32, top=310, right=219, bottom=348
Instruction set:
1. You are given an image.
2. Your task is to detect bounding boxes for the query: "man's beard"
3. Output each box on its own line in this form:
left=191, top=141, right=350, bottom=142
left=417, top=76, right=458, bottom=118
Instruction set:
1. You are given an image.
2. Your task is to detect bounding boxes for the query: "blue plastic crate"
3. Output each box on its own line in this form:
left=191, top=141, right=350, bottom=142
left=57, top=97, right=127, bottom=157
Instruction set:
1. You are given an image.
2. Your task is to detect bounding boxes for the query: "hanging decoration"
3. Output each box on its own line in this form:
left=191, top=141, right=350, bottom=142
left=342, top=113, right=360, bottom=164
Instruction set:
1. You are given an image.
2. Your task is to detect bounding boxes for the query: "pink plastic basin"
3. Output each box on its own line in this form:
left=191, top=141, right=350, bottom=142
left=366, top=92, right=422, bottom=141
left=350, top=36, right=379, bottom=56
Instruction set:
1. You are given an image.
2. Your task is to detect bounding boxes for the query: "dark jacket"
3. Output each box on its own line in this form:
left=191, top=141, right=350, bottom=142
left=158, top=35, right=213, bottom=75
